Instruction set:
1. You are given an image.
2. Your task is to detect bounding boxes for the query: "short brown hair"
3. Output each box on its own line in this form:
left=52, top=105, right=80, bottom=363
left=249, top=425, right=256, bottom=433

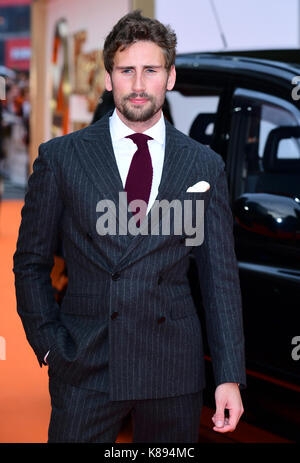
left=103, top=10, right=177, bottom=74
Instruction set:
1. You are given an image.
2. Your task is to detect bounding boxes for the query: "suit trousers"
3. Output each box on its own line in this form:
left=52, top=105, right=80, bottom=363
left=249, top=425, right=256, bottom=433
left=48, top=375, right=203, bottom=443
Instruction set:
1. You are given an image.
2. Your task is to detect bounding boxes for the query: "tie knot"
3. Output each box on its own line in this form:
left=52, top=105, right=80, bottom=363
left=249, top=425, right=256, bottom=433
left=126, top=133, right=153, bottom=147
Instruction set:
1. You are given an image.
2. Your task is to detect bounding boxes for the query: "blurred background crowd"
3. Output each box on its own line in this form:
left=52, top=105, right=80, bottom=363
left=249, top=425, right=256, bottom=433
left=0, top=71, right=30, bottom=195
left=0, top=0, right=30, bottom=200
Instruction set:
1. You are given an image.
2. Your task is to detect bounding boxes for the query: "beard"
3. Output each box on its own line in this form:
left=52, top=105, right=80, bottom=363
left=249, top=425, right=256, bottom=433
left=114, top=91, right=165, bottom=122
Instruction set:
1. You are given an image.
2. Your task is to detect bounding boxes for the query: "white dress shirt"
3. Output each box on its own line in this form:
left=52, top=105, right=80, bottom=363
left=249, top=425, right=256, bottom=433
left=109, top=108, right=166, bottom=214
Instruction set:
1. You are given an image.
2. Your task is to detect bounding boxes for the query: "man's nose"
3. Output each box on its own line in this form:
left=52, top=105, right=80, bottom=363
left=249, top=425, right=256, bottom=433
left=132, top=72, right=145, bottom=93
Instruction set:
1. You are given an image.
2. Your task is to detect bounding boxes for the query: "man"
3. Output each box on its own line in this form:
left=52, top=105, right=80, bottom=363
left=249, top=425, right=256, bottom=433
left=13, top=11, right=246, bottom=443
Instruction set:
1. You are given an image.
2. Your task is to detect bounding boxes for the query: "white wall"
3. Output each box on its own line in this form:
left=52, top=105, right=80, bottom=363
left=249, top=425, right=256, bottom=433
left=155, top=0, right=299, bottom=53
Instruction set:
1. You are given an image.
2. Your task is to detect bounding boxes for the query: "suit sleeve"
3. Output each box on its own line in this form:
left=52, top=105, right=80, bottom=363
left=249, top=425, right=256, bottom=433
left=13, top=142, right=64, bottom=367
left=192, top=158, right=247, bottom=389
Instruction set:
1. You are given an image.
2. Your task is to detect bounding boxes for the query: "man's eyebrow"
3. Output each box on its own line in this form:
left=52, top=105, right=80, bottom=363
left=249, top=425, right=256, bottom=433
left=144, top=65, right=163, bottom=68
left=115, top=65, right=163, bottom=69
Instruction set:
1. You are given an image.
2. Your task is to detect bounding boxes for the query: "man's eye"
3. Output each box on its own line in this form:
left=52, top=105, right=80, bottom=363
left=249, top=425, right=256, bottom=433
left=122, top=69, right=133, bottom=74
left=146, top=69, right=156, bottom=73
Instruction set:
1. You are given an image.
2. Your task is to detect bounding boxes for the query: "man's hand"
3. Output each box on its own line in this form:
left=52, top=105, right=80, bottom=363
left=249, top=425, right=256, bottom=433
left=212, top=382, right=244, bottom=433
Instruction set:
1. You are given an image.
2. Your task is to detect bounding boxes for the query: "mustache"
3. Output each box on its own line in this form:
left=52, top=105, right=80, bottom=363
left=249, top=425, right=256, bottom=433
left=124, top=93, right=153, bottom=100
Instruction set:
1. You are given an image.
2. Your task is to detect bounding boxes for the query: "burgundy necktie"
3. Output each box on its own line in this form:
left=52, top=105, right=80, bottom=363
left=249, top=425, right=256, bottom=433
left=125, top=133, right=153, bottom=227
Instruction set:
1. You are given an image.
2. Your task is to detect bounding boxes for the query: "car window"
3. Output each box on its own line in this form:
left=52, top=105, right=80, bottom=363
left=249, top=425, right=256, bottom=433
left=277, top=137, right=300, bottom=159
left=232, top=89, right=300, bottom=198
left=167, top=90, right=220, bottom=147
left=258, top=104, right=299, bottom=158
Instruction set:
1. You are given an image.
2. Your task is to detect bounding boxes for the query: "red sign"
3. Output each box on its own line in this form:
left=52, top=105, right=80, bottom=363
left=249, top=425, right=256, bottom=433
left=5, top=37, right=31, bottom=70
left=0, top=1, right=31, bottom=5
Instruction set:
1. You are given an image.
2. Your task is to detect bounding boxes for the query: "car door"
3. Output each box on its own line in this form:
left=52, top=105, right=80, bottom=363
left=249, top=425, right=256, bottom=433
left=227, top=88, right=300, bottom=384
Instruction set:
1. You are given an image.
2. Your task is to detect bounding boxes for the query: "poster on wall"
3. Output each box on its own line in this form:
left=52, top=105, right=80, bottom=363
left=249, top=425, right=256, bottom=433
left=50, top=17, right=105, bottom=138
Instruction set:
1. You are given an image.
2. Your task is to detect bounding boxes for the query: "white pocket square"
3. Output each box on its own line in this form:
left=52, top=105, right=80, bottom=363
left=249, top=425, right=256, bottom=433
left=186, top=181, right=210, bottom=193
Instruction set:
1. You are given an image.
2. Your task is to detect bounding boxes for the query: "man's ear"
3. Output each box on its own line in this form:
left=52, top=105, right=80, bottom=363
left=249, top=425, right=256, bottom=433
left=105, top=71, right=113, bottom=92
left=166, top=65, right=176, bottom=91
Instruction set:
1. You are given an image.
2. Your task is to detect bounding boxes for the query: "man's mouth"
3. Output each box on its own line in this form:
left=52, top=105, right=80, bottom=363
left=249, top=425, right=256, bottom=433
left=129, top=98, right=149, bottom=105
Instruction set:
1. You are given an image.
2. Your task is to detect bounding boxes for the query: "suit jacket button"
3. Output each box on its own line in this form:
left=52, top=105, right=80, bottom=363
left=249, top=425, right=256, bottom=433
left=158, top=275, right=163, bottom=285
left=86, top=232, right=93, bottom=241
left=111, top=272, right=121, bottom=281
left=111, top=311, right=119, bottom=320
left=157, top=316, right=166, bottom=324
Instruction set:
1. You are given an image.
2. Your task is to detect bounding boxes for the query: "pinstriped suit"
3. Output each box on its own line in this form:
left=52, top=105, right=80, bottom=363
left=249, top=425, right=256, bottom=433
left=13, top=112, right=246, bottom=442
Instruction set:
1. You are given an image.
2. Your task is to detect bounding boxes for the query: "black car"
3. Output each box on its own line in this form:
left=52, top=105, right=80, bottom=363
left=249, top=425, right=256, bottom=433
left=168, top=51, right=300, bottom=441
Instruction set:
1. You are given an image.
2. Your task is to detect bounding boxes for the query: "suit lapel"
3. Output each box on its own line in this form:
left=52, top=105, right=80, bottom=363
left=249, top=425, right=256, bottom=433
left=80, top=114, right=123, bottom=201
left=74, top=113, right=129, bottom=229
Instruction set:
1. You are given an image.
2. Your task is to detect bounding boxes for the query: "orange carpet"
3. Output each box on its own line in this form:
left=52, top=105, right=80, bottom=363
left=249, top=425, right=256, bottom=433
left=0, top=200, right=51, bottom=443
left=0, top=200, right=131, bottom=443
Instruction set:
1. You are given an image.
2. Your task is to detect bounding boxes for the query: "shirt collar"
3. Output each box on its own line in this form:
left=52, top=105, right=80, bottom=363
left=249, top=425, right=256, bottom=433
left=109, top=108, right=165, bottom=145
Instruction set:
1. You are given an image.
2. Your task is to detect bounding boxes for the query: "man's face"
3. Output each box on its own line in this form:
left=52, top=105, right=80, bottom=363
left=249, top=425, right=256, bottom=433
left=105, top=40, right=176, bottom=125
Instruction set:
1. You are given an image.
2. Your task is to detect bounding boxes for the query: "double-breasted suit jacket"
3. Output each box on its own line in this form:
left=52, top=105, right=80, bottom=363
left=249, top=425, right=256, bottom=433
left=13, top=112, right=246, bottom=401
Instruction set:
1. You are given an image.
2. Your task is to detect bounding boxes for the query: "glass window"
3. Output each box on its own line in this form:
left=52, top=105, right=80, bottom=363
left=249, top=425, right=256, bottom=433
left=258, top=104, right=298, bottom=158
left=167, top=90, right=220, bottom=147
left=277, top=137, right=300, bottom=159
left=232, top=91, right=300, bottom=198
